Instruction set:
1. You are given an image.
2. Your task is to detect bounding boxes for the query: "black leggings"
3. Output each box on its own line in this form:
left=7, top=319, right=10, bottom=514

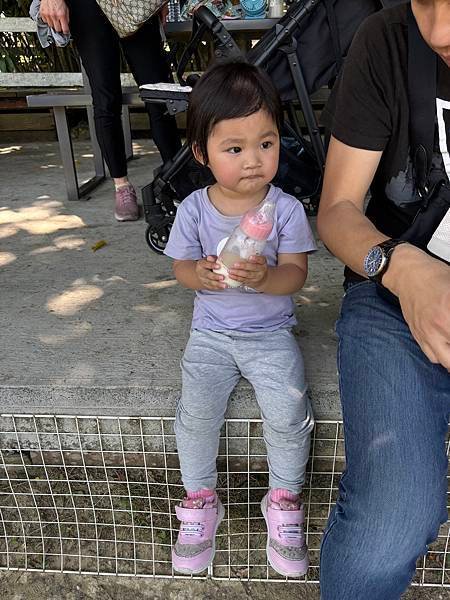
left=66, top=0, right=182, bottom=178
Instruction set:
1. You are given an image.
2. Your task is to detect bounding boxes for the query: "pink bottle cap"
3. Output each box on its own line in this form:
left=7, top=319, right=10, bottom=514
left=240, top=201, right=275, bottom=241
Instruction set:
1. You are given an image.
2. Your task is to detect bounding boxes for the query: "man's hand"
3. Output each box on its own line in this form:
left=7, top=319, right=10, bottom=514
left=385, top=245, right=450, bottom=370
left=40, top=0, right=70, bottom=34
left=398, top=257, right=450, bottom=371
left=227, top=255, right=269, bottom=289
left=196, top=256, right=227, bottom=291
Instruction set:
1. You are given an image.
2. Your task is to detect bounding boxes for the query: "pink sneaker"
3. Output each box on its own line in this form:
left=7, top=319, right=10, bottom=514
left=261, top=491, right=309, bottom=577
left=114, top=184, right=139, bottom=221
left=172, top=494, right=225, bottom=574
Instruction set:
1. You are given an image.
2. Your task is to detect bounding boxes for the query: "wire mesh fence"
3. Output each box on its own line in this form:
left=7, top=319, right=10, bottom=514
left=0, top=414, right=448, bottom=587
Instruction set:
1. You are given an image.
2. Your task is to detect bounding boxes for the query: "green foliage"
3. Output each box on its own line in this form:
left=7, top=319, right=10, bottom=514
left=0, top=0, right=31, bottom=17
left=0, top=54, right=15, bottom=72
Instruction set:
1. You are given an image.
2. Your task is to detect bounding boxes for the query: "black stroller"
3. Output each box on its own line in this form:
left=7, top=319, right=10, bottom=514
left=139, top=0, right=385, bottom=253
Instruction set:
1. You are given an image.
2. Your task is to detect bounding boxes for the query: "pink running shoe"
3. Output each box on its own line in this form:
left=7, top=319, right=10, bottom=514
left=172, top=495, right=225, bottom=574
left=261, top=492, right=309, bottom=577
left=114, top=184, right=139, bottom=221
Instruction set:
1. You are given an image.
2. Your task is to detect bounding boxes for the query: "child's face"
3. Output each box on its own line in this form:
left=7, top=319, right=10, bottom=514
left=203, top=109, right=279, bottom=197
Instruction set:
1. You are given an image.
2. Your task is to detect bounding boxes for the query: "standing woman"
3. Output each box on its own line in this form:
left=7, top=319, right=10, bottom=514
left=40, top=0, right=182, bottom=221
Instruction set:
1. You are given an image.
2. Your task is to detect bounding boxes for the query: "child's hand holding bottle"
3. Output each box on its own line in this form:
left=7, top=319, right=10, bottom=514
left=196, top=256, right=227, bottom=291
left=227, top=254, right=269, bottom=289
left=214, top=198, right=275, bottom=288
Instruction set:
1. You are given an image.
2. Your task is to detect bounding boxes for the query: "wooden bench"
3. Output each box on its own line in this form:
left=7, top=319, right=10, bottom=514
left=1, top=17, right=150, bottom=200
left=1, top=16, right=281, bottom=201
left=1, top=16, right=327, bottom=201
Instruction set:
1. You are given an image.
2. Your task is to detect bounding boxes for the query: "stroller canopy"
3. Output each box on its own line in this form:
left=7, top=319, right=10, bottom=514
left=248, top=0, right=386, bottom=101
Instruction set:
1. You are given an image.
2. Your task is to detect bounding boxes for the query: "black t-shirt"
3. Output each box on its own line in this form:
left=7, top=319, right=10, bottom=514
left=322, top=2, right=450, bottom=278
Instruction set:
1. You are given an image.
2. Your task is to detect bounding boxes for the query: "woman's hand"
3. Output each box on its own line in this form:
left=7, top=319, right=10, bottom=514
left=195, top=256, right=227, bottom=291
left=158, top=3, right=169, bottom=27
left=228, top=255, right=269, bottom=289
left=40, top=0, right=70, bottom=34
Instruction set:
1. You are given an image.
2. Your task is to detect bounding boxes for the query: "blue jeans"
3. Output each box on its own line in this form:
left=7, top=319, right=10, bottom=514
left=320, top=281, right=450, bottom=600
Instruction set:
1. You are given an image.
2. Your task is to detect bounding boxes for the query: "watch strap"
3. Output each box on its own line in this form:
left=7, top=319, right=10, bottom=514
left=371, top=239, right=407, bottom=283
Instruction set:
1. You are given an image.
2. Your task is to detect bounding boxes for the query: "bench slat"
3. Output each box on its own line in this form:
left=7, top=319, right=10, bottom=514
left=27, top=90, right=142, bottom=107
left=0, top=73, right=139, bottom=88
left=0, top=73, right=83, bottom=87
left=0, top=17, right=36, bottom=32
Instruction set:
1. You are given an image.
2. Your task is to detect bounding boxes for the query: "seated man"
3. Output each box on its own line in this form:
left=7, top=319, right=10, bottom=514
left=318, top=1, right=450, bottom=598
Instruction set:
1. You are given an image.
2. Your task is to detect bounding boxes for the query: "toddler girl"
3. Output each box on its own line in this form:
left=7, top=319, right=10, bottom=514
left=164, top=61, right=316, bottom=577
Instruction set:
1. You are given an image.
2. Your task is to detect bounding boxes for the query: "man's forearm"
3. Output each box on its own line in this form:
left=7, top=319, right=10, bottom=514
left=253, top=264, right=307, bottom=295
left=317, top=199, right=433, bottom=295
left=317, top=200, right=389, bottom=276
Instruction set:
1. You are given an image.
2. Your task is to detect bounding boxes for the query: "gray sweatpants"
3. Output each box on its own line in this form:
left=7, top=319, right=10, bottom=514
left=175, top=328, right=314, bottom=494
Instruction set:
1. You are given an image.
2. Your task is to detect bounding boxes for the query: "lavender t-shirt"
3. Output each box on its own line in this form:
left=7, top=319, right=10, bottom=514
left=164, top=184, right=317, bottom=332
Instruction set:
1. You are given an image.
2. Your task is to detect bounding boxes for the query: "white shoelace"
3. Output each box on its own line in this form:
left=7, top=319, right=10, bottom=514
left=278, top=524, right=303, bottom=542
left=180, top=522, right=204, bottom=538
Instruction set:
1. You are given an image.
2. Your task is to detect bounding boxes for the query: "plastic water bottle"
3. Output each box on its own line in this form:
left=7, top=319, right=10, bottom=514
left=214, top=198, right=276, bottom=288
left=267, top=0, right=284, bottom=18
left=168, top=0, right=180, bottom=22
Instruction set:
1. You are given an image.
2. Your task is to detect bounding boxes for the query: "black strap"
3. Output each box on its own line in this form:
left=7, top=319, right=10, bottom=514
left=176, top=17, right=208, bottom=85
left=407, top=4, right=437, bottom=195
left=176, top=7, right=243, bottom=85
left=323, top=0, right=343, bottom=75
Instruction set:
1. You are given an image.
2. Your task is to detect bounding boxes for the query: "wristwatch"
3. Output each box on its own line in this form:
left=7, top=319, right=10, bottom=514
left=363, top=239, right=407, bottom=283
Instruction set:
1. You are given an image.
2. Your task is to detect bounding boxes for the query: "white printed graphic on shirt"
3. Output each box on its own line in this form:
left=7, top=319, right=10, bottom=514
left=427, top=207, right=450, bottom=261
left=427, top=99, right=450, bottom=260
left=436, top=98, right=450, bottom=181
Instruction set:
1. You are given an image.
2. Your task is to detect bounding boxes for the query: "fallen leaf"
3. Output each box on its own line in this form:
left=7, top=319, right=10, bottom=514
left=91, top=240, right=107, bottom=252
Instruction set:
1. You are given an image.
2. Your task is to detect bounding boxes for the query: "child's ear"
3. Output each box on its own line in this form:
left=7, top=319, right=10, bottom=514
left=192, top=144, right=206, bottom=166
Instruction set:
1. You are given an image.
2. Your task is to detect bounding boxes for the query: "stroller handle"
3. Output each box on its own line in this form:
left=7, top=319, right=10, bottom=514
left=194, top=5, right=220, bottom=28
left=175, top=6, right=244, bottom=86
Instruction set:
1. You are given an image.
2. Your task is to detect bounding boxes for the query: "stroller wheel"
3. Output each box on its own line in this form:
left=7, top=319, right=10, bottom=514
left=145, top=223, right=171, bottom=254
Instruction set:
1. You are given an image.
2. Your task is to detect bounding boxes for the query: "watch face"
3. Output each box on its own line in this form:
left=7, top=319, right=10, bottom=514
left=364, top=246, right=385, bottom=277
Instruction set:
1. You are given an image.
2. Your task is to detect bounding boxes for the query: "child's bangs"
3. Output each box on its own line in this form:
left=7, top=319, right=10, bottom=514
left=211, top=74, right=278, bottom=129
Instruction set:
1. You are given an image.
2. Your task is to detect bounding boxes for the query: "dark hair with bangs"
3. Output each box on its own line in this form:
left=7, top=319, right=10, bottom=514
left=186, top=61, right=283, bottom=164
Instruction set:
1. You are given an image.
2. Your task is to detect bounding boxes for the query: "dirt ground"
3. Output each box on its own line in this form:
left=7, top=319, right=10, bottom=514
left=1, top=571, right=450, bottom=600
